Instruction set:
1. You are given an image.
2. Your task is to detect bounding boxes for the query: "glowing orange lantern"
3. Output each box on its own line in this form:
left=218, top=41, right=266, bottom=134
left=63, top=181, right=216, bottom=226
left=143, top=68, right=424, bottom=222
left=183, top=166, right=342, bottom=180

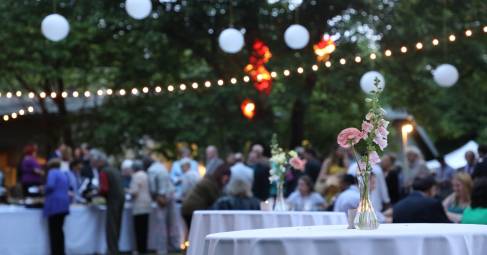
left=313, top=34, right=335, bottom=62
left=241, top=99, right=256, bottom=120
left=244, top=39, right=273, bottom=95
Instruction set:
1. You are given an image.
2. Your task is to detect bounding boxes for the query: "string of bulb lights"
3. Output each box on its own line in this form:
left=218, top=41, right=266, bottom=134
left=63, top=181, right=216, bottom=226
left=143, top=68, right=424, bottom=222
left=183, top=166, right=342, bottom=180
left=1, top=25, right=485, bottom=122
left=1, top=24, right=485, bottom=101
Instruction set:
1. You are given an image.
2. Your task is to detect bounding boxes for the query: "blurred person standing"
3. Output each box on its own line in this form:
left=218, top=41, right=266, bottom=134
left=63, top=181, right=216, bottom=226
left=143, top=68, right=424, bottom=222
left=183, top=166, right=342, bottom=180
left=182, top=164, right=231, bottom=228
left=381, top=154, right=402, bottom=204
left=461, top=150, right=477, bottom=175
left=97, top=151, right=125, bottom=255
left=442, top=172, right=472, bottom=223
left=435, top=157, right=455, bottom=199
left=59, top=146, right=72, bottom=172
left=404, top=147, right=431, bottom=189
left=229, top=153, right=254, bottom=189
left=147, top=158, right=181, bottom=254
left=315, top=148, right=349, bottom=199
left=333, top=174, right=359, bottom=215
left=175, top=158, right=201, bottom=201
left=247, top=151, right=271, bottom=201
left=171, top=147, right=199, bottom=195
left=205, top=145, right=223, bottom=176
left=213, top=165, right=260, bottom=210
left=287, top=175, right=325, bottom=211
left=302, top=149, right=321, bottom=185
left=43, top=159, right=70, bottom=255
left=472, top=144, right=487, bottom=179
left=20, top=144, right=44, bottom=196
left=120, top=159, right=134, bottom=189
left=127, top=160, right=151, bottom=254
left=461, top=177, right=487, bottom=224
left=67, top=160, right=84, bottom=203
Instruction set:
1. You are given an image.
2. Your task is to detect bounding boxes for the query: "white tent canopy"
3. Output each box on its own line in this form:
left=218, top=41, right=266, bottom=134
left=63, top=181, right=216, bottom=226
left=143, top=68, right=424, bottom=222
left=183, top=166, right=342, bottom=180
left=426, top=140, right=478, bottom=170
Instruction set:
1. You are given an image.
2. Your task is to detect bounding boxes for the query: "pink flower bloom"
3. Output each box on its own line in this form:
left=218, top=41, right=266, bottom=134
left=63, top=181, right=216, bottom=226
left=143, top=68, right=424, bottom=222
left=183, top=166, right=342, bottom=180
left=368, top=151, right=381, bottom=165
left=289, top=157, right=306, bottom=171
left=362, top=121, right=373, bottom=134
left=374, top=136, right=388, bottom=150
left=337, top=128, right=364, bottom=148
left=376, top=126, right=389, bottom=137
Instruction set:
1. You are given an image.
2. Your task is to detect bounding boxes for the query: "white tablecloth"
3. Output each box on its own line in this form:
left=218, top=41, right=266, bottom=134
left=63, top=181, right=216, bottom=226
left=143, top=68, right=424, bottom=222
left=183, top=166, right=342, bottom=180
left=188, top=210, right=347, bottom=255
left=0, top=204, right=184, bottom=255
left=204, top=223, right=487, bottom=255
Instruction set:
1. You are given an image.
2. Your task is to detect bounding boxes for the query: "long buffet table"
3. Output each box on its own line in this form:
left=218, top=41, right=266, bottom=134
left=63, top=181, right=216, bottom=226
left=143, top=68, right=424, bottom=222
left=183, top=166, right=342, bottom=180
left=0, top=204, right=185, bottom=255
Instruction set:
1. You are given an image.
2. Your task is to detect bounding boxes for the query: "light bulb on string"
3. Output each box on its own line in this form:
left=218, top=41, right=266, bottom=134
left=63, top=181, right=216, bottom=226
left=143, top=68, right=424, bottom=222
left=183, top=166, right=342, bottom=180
left=416, top=42, right=423, bottom=50
left=400, top=46, right=407, bottom=53
left=385, top=49, right=392, bottom=56
left=370, top=53, right=377, bottom=60
left=84, top=91, right=91, bottom=97
left=204, top=81, right=211, bottom=87
left=119, top=89, right=126, bottom=96
left=167, top=85, right=174, bottom=92
left=106, top=89, right=113, bottom=95
left=192, top=82, right=199, bottom=89
left=354, top=56, right=361, bottom=63
left=217, top=80, right=224, bottom=86
left=6, top=92, right=12, bottom=98
left=142, top=87, right=149, bottom=93
left=243, top=76, right=250, bottom=82
left=97, top=89, right=104, bottom=96
left=325, top=61, right=332, bottom=68
left=61, top=92, right=68, bottom=98
left=230, top=78, right=237, bottom=84
left=39, top=92, right=46, bottom=98
left=28, top=92, right=35, bottom=99
left=448, top=34, right=456, bottom=42
left=270, top=71, right=277, bottom=78
left=73, top=91, right=79, bottom=98
left=465, top=30, right=472, bottom=37
left=339, top=58, right=346, bottom=65
left=312, top=65, right=318, bottom=71
left=19, top=109, right=25, bottom=116
left=155, top=86, right=162, bottom=93
left=16, top=91, right=22, bottom=97
left=28, top=106, right=34, bottom=113
left=297, top=67, right=304, bottom=74
left=283, top=69, right=290, bottom=76
left=432, top=38, right=439, bottom=46
left=50, top=92, right=57, bottom=98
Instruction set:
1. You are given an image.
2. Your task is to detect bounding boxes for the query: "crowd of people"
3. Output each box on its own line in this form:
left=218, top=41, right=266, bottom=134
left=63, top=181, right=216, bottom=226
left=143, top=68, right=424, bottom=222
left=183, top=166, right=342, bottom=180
left=4, top=142, right=487, bottom=254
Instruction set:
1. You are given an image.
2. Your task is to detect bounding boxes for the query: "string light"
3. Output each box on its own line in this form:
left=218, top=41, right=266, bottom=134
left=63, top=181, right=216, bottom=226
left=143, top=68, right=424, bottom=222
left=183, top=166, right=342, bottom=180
left=50, top=92, right=57, bottom=98
left=167, top=85, right=174, bottom=92
left=16, top=91, right=22, bottom=97
left=6, top=92, right=12, bottom=98
left=191, top=82, right=199, bottom=89
left=11, top=113, right=17, bottom=119
left=312, top=64, right=318, bottom=71
left=354, top=56, right=361, bottom=63
left=28, top=106, right=34, bottom=113
left=142, top=87, right=149, bottom=93
left=84, top=91, right=91, bottom=97
left=385, top=49, right=392, bottom=57
left=131, top=88, right=139, bottom=95
left=297, top=67, right=304, bottom=74
left=448, top=34, right=456, bottom=42
left=106, top=89, right=113, bottom=95
left=432, top=38, right=439, bottom=46
left=39, top=92, right=46, bottom=98
left=119, top=89, right=126, bottom=96
left=370, top=53, right=377, bottom=60
left=270, top=71, right=277, bottom=78
left=465, top=29, right=472, bottom=37
left=283, top=69, right=290, bottom=76
left=230, top=78, right=237, bottom=84
left=204, top=81, right=211, bottom=87
left=179, top=84, right=187, bottom=91
left=19, top=109, right=25, bottom=115
left=97, top=89, right=104, bottom=96
left=217, top=79, right=224, bottom=86
left=484, top=26, right=487, bottom=33
left=416, top=42, right=423, bottom=50
left=155, top=86, right=162, bottom=93
left=325, top=61, right=332, bottom=68
left=339, top=58, right=346, bottom=65
left=28, top=92, right=35, bottom=99
left=61, top=92, right=68, bottom=98
left=243, top=76, right=250, bottom=82
left=3, top=115, right=8, bottom=121
left=400, top=46, right=407, bottom=53
left=73, top=91, right=79, bottom=98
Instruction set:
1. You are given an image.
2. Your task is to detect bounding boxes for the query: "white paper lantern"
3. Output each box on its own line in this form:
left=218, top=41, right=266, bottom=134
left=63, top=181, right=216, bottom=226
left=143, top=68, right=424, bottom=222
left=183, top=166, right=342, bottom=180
left=360, top=71, right=385, bottom=94
left=41, top=14, right=70, bottom=42
left=218, top=28, right=245, bottom=54
left=432, top=64, right=459, bottom=87
left=125, top=0, right=152, bottom=20
left=284, top=24, right=309, bottom=49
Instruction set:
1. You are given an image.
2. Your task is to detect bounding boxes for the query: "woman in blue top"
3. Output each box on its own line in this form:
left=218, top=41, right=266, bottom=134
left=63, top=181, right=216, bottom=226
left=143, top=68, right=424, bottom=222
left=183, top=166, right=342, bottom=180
left=43, top=159, right=70, bottom=255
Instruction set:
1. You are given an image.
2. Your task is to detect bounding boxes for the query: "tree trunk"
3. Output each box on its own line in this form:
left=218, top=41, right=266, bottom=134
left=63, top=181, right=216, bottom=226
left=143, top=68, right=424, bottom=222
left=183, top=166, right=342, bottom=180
left=289, top=73, right=317, bottom=148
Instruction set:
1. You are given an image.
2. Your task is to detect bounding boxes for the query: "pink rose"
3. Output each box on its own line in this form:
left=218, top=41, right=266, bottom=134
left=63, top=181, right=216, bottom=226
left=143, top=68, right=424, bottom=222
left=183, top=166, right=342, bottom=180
left=337, top=128, right=363, bottom=148
left=368, top=151, right=381, bottom=165
left=289, top=157, right=306, bottom=171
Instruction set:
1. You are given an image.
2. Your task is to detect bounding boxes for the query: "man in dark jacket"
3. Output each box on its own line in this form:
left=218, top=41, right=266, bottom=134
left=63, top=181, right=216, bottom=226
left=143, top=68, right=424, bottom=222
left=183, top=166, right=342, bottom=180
left=95, top=151, right=125, bottom=255
left=472, top=144, right=487, bottom=180
left=393, top=174, right=450, bottom=223
left=247, top=151, right=271, bottom=201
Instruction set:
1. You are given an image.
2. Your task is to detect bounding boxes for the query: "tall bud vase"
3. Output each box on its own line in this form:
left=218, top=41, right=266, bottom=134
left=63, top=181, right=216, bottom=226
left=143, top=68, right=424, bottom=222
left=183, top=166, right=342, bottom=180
left=354, top=171, right=379, bottom=230
left=273, top=180, right=288, bottom=211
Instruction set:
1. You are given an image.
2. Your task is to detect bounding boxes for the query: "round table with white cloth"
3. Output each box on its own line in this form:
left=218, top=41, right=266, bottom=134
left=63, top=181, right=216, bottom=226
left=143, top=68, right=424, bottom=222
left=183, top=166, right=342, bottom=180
left=204, top=223, right=487, bottom=255
left=187, top=210, right=347, bottom=255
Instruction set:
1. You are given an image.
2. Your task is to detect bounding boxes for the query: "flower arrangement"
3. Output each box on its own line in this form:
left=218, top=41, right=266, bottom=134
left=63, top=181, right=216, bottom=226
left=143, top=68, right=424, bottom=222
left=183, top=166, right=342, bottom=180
left=337, top=78, right=389, bottom=174
left=337, top=77, right=388, bottom=230
left=269, top=134, right=305, bottom=183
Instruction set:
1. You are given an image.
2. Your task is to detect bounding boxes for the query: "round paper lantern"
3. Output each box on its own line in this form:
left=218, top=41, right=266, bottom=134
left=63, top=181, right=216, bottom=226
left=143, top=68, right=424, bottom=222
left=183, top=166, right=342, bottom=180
left=218, top=28, right=245, bottom=54
left=125, top=0, right=152, bottom=20
left=432, top=64, right=459, bottom=87
left=41, top=14, right=70, bottom=42
left=360, top=71, right=385, bottom=94
left=284, top=24, right=309, bottom=49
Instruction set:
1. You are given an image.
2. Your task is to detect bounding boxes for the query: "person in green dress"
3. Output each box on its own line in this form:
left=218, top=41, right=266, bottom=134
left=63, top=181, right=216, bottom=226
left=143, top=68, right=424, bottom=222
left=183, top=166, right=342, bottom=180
left=461, top=177, right=487, bottom=225
left=442, top=172, right=472, bottom=223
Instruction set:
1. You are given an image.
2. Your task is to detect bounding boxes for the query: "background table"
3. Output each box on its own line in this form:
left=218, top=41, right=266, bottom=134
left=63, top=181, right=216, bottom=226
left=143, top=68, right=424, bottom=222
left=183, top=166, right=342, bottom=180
left=204, top=223, right=487, bottom=255
left=0, top=204, right=185, bottom=255
left=188, top=210, right=347, bottom=255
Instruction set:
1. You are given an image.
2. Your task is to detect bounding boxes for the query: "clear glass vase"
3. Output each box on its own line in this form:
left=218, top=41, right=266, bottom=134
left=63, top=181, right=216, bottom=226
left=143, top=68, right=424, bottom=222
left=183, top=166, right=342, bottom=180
left=354, top=171, right=379, bottom=230
left=273, top=181, right=288, bottom=211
